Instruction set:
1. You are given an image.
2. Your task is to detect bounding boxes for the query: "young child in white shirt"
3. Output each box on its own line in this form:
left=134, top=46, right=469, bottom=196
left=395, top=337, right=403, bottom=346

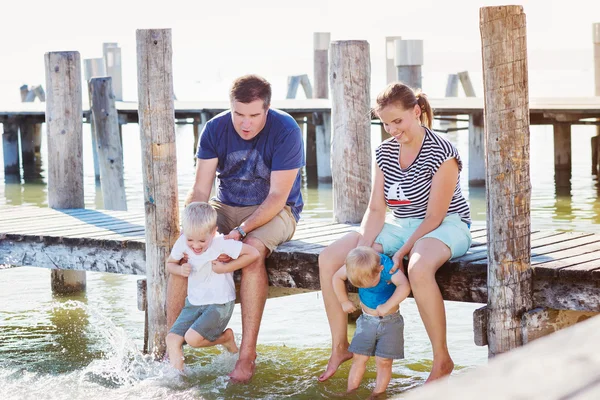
left=165, top=202, right=259, bottom=371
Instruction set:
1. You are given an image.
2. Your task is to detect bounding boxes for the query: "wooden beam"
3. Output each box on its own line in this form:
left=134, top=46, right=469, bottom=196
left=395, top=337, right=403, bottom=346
left=480, top=5, right=533, bottom=356
left=403, top=315, right=600, bottom=400
left=136, top=29, right=179, bottom=359
left=330, top=40, right=371, bottom=223
left=522, top=307, right=598, bottom=344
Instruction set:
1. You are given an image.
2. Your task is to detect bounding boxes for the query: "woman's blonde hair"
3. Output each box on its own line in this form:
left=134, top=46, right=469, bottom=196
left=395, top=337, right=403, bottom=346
left=182, top=202, right=217, bottom=236
left=345, top=246, right=381, bottom=288
left=374, top=82, right=433, bottom=129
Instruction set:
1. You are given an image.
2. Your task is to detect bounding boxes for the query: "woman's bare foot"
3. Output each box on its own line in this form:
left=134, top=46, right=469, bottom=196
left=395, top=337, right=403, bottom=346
left=318, top=349, right=354, bottom=382
left=425, top=357, right=454, bottom=383
left=221, top=328, right=239, bottom=354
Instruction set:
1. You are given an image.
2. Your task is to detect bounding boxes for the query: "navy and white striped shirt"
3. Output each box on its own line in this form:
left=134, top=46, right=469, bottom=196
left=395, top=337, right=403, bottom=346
left=375, top=128, right=471, bottom=225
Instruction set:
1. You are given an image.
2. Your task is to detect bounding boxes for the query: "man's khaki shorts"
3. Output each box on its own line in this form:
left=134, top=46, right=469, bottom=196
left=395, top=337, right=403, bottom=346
left=209, top=200, right=296, bottom=253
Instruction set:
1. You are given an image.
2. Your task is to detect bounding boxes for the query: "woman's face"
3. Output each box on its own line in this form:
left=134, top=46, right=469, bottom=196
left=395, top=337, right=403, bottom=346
left=377, top=103, right=421, bottom=144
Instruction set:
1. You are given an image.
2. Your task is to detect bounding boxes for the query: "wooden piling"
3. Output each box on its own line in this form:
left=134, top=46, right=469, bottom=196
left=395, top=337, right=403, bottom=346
left=441, top=74, right=459, bottom=131
left=593, top=23, right=600, bottom=176
left=103, top=43, right=123, bottom=101
left=394, top=39, right=423, bottom=89
left=136, top=29, right=179, bottom=358
left=89, top=77, right=127, bottom=211
left=385, top=36, right=402, bottom=85
left=313, top=32, right=332, bottom=182
left=553, top=123, right=572, bottom=189
left=458, top=71, right=476, bottom=97
left=84, top=58, right=108, bottom=183
left=480, top=5, right=532, bottom=356
left=45, top=51, right=86, bottom=293
left=330, top=41, right=371, bottom=223
left=2, top=117, right=20, bottom=175
left=468, top=112, right=485, bottom=186
left=19, top=86, right=40, bottom=165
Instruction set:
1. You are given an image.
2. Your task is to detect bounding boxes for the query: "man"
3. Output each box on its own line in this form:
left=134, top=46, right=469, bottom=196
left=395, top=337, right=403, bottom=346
left=167, top=74, right=304, bottom=382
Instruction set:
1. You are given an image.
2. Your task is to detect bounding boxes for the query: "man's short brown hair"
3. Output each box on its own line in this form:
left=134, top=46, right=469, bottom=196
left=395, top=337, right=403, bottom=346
left=229, top=74, right=271, bottom=110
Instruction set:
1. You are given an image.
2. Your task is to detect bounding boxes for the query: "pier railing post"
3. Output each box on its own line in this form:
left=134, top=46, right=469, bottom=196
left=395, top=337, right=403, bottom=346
left=44, top=51, right=86, bottom=293
left=136, top=29, right=179, bottom=358
left=592, top=23, right=600, bottom=176
left=90, top=77, right=127, bottom=211
left=480, top=5, right=532, bottom=356
left=394, top=39, right=423, bottom=90
left=313, top=32, right=332, bottom=182
left=330, top=40, right=371, bottom=223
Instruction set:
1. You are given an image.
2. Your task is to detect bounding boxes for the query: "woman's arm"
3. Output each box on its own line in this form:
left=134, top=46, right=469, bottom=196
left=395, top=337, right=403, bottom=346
left=357, top=166, right=388, bottom=248
left=390, top=158, right=459, bottom=272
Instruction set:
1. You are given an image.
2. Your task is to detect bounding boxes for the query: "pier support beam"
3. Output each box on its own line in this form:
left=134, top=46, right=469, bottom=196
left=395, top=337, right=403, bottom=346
left=45, top=51, right=86, bottom=293
left=553, top=123, right=571, bottom=192
left=2, top=117, right=20, bottom=176
left=440, top=74, right=459, bottom=132
left=103, top=43, right=123, bottom=101
left=468, top=112, right=485, bottom=186
left=84, top=58, right=107, bottom=183
left=330, top=40, right=371, bottom=223
left=480, top=5, right=532, bottom=356
left=593, top=23, right=600, bottom=176
left=394, top=39, right=423, bottom=90
left=137, top=29, right=179, bottom=359
left=313, top=32, right=332, bottom=183
left=90, top=77, right=127, bottom=211
left=315, top=112, right=332, bottom=182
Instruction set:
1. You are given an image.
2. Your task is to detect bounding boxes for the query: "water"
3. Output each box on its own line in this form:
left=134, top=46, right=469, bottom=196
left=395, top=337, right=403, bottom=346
left=0, top=120, right=599, bottom=398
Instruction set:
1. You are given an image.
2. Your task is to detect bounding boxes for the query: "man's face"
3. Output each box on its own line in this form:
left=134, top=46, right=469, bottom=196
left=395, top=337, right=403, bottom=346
left=231, top=99, right=268, bottom=140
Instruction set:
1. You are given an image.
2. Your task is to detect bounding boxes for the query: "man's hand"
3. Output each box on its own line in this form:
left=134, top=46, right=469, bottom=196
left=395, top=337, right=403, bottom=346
left=341, top=300, right=357, bottom=314
left=211, top=260, right=230, bottom=274
left=180, top=263, right=192, bottom=277
left=224, top=229, right=243, bottom=241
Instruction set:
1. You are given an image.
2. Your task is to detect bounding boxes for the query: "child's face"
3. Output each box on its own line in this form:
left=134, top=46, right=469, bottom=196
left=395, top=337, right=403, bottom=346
left=186, top=227, right=217, bottom=255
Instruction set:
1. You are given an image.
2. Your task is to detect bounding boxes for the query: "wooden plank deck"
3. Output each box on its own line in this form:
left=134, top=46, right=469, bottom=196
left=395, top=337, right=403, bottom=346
left=1, top=205, right=599, bottom=311
left=1, top=97, right=599, bottom=123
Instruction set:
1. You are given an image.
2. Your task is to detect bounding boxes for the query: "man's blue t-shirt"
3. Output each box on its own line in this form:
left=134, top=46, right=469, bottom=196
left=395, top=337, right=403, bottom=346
left=358, top=254, right=398, bottom=309
left=196, top=108, right=304, bottom=221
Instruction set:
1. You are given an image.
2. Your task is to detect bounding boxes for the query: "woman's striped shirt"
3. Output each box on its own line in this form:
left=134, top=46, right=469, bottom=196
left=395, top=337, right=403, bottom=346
left=375, top=128, right=471, bottom=225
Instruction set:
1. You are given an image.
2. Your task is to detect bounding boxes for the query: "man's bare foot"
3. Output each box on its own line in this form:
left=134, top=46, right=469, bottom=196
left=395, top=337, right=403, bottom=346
left=221, top=329, right=239, bottom=354
left=318, top=350, right=353, bottom=382
left=228, top=357, right=256, bottom=383
left=425, top=357, right=454, bottom=383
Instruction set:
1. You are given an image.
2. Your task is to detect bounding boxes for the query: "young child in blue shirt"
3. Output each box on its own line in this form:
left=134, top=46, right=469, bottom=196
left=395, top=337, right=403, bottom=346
left=332, top=246, right=411, bottom=396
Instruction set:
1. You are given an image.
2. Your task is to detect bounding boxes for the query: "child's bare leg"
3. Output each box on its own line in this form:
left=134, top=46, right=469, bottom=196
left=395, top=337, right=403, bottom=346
left=373, top=357, right=393, bottom=395
left=166, top=333, right=186, bottom=371
left=347, top=354, right=370, bottom=392
left=184, top=328, right=238, bottom=353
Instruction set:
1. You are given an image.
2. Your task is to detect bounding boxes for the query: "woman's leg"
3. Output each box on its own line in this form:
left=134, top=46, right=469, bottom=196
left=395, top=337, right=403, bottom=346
left=347, top=354, right=370, bottom=392
left=407, top=238, right=454, bottom=383
left=318, top=231, right=362, bottom=382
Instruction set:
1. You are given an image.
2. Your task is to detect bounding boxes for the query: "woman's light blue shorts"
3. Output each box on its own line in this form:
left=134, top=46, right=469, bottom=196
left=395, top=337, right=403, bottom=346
left=375, top=213, right=472, bottom=259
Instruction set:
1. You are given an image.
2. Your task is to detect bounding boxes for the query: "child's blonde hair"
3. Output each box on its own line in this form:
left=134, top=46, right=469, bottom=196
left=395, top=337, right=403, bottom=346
left=182, top=202, right=217, bottom=236
left=345, top=246, right=381, bottom=288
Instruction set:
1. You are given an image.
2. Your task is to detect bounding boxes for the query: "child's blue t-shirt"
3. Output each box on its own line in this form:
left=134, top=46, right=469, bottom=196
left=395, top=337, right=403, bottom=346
left=196, top=108, right=304, bottom=221
left=358, top=254, right=398, bottom=309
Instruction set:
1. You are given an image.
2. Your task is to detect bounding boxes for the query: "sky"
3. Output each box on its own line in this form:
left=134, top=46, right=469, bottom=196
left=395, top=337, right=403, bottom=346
left=1, top=0, right=599, bottom=102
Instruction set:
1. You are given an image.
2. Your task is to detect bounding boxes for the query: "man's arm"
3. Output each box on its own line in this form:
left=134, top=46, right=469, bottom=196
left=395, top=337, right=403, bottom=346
left=185, top=158, right=219, bottom=206
left=227, top=168, right=299, bottom=239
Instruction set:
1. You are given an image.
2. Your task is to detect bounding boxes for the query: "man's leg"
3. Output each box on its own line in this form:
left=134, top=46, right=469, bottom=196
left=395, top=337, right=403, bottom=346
left=228, top=236, right=269, bottom=382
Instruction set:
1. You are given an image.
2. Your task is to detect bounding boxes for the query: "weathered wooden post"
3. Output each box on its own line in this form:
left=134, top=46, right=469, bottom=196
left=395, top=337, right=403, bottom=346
left=592, top=23, right=600, bottom=176
left=84, top=58, right=107, bottom=183
left=480, top=5, right=532, bottom=356
left=385, top=36, right=402, bottom=84
left=313, top=32, right=332, bottom=182
left=103, top=43, right=123, bottom=101
left=440, top=74, right=459, bottom=132
left=2, top=117, right=20, bottom=175
left=137, top=29, right=179, bottom=358
left=458, top=71, right=476, bottom=97
left=45, top=51, right=86, bottom=293
left=330, top=41, right=371, bottom=223
left=553, top=123, right=571, bottom=190
left=89, top=77, right=127, bottom=211
left=394, top=39, right=423, bottom=90
left=469, top=112, right=486, bottom=186
left=192, top=112, right=209, bottom=159
left=19, top=86, right=38, bottom=166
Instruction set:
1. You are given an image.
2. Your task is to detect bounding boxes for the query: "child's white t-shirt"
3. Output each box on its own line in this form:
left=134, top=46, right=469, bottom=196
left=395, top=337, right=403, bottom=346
left=169, top=233, right=242, bottom=306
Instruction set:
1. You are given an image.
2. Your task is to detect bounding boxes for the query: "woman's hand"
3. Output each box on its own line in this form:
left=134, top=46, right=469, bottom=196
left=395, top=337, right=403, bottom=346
left=341, top=300, right=357, bottom=314
left=391, top=248, right=408, bottom=274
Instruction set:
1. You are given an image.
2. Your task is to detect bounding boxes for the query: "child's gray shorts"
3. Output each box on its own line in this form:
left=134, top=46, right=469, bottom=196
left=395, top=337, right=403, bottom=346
left=169, top=298, right=235, bottom=342
left=349, top=312, right=405, bottom=359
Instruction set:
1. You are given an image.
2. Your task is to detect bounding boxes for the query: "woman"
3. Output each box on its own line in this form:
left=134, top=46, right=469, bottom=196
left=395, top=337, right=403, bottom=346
left=318, top=82, right=472, bottom=383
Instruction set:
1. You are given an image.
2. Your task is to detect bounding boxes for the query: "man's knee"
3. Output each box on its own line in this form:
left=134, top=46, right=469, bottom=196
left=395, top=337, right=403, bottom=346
left=243, top=237, right=268, bottom=259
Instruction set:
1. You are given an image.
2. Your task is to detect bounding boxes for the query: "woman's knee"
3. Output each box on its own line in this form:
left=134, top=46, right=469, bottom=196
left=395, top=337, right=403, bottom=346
left=407, top=259, right=437, bottom=286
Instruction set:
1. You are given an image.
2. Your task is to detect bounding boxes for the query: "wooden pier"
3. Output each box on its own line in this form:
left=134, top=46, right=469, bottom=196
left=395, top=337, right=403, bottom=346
left=1, top=205, right=599, bottom=313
